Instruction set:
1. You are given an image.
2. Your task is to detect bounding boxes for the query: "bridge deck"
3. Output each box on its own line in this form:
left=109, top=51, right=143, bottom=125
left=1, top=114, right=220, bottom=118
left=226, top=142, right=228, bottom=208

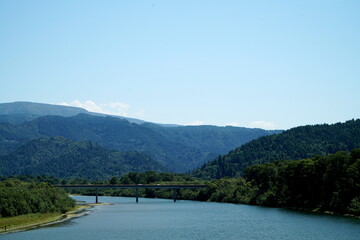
left=56, top=184, right=207, bottom=203
left=56, top=184, right=207, bottom=189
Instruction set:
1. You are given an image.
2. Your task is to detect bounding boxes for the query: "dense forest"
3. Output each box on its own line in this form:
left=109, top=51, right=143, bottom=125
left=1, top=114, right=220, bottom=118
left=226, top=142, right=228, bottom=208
left=193, top=119, right=360, bottom=179
left=243, top=149, right=360, bottom=214
left=0, top=179, right=75, bottom=217
left=0, top=137, right=166, bottom=179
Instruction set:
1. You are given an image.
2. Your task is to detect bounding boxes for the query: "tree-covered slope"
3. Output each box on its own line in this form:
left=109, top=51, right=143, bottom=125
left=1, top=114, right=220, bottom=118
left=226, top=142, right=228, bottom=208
left=0, top=113, right=217, bottom=173
left=143, top=123, right=281, bottom=154
left=0, top=137, right=167, bottom=179
left=0, top=114, right=41, bottom=125
left=193, top=119, right=360, bottom=179
left=0, top=121, right=41, bottom=155
left=31, top=114, right=218, bottom=172
left=0, top=104, right=282, bottom=173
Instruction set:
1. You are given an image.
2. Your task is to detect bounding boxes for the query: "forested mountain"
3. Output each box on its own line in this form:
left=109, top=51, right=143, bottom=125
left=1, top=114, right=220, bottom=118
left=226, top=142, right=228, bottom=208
left=0, top=137, right=166, bottom=179
left=0, top=114, right=216, bottom=172
left=143, top=123, right=281, bottom=154
left=0, top=113, right=280, bottom=172
left=0, top=101, right=282, bottom=173
left=193, top=119, right=360, bottom=179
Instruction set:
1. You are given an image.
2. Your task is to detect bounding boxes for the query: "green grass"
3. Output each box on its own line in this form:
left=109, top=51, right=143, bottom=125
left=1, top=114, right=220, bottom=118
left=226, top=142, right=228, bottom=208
left=0, top=212, right=64, bottom=233
left=0, top=204, right=94, bottom=234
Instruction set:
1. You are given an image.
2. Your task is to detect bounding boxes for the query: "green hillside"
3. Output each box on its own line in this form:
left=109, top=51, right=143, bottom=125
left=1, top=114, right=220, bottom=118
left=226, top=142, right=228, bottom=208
left=194, top=119, right=360, bottom=179
left=0, top=114, right=215, bottom=172
left=0, top=114, right=41, bottom=124
left=0, top=101, right=283, bottom=173
left=32, top=114, right=218, bottom=172
left=0, top=113, right=279, bottom=172
left=0, top=137, right=166, bottom=179
left=143, top=123, right=281, bottom=154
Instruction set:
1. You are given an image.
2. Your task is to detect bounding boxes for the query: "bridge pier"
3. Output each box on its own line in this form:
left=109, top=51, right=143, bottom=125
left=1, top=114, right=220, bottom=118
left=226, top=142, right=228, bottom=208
left=136, top=188, right=139, bottom=203
left=96, top=189, right=99, bottom=204
left=173, top=188, right=177, bottom=202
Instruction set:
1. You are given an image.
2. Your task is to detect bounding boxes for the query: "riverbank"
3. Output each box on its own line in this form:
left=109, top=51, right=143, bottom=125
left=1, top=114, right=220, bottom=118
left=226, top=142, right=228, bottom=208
left=282, top=206, right=360, bottom=219
left=0, top=202, right=109, bottom=234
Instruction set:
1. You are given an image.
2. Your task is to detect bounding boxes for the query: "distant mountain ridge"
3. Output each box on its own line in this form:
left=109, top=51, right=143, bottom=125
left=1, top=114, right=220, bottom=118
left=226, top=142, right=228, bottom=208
left=0, top=137, right=166, bottom=179
left=0, top=101, right=88, bottom=116
left=193, top=119, right=360, bottom=179
left=0, top=101, right=282, bottom=174
left=0, top=101, right=148, bottom=125
left=0, top=114, right=215, bottom=172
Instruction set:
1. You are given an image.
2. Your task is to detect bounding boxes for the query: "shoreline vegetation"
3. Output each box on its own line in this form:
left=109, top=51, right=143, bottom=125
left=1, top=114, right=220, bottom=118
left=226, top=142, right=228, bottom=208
left=0, top=180, right=107, bottom=234
left=0, top=148, right=358, bottom=234
left=64, top=149, right=360, bottom=219
left=0, top=201, right=109, bottom=234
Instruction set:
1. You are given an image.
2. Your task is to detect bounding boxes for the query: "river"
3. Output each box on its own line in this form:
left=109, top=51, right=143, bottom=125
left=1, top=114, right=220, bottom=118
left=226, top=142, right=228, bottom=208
left=2, top=195, right=360, bottom=240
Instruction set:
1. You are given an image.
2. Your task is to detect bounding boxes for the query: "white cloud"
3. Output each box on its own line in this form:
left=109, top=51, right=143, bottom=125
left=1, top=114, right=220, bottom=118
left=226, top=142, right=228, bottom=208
left=186, top=120, right=205, bottom=126
left=101, top=102, right=130, bottom=117
left=225, top=122, right=240, bottom=127
left=248, top=120, right=277, bottom=130
left=58, top=100, right=131, bottom=117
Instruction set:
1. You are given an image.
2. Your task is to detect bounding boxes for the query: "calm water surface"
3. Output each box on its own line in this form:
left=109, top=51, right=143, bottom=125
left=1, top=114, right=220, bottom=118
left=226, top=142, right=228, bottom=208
left=2, top=196, right=360, bottom=240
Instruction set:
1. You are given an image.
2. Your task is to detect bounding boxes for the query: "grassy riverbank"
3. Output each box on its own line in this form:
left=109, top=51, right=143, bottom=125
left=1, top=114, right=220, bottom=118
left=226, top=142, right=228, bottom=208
left=0, top=202, right=105, bottom=234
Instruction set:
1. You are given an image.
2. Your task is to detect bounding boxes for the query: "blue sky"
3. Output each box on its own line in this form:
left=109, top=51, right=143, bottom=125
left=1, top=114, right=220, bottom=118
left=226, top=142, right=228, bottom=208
left=1, top=0, right=359, bottom=129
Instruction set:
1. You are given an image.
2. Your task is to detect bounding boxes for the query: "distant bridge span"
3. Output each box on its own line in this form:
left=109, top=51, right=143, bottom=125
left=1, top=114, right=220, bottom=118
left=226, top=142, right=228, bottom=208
left=56, top=184, right=208, bottom=203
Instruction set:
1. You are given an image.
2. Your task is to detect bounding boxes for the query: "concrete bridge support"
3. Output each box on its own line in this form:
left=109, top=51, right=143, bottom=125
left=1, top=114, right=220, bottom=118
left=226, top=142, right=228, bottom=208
left=173, top=188, right=177, bottom=202
left=96, top=189, right=99, bottom=204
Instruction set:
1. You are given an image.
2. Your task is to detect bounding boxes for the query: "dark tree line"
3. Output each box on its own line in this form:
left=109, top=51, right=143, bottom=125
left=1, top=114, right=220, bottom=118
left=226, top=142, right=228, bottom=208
left=93, top=149, right=360, bottom=216
left=244, top=149, right=360, bottom=214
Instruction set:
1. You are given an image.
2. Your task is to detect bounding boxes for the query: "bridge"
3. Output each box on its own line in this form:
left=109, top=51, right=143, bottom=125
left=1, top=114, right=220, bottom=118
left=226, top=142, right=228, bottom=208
left=56, top=184, right=208, bottom=203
